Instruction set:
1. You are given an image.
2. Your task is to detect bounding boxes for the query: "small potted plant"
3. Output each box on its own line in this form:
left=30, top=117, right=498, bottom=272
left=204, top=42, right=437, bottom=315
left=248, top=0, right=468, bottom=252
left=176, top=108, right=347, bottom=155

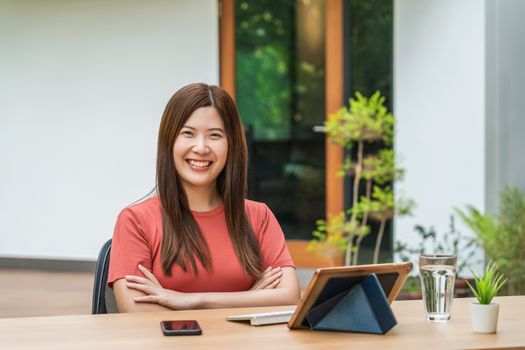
left=467, top=261, right=508, bottom=333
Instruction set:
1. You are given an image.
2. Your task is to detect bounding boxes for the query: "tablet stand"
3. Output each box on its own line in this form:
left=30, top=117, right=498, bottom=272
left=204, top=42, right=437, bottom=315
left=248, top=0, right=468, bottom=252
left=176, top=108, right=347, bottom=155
left=304, top=274, right=397, bottom=334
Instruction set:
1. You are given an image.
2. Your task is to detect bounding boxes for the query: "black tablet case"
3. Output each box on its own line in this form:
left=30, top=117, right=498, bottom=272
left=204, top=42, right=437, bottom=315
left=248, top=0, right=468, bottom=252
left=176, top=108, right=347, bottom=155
left=302, top=274, right=397, bottom=334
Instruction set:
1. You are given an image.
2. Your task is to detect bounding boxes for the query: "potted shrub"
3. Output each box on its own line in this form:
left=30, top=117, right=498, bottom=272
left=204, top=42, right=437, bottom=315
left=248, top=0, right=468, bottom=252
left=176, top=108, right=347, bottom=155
left=308, top=91, right=414, bottom=265
left=467, top=261, right=508, bottom=333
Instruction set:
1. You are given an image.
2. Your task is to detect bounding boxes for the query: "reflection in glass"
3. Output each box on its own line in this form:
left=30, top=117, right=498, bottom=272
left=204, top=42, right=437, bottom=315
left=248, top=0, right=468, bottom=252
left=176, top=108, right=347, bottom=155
left=236, top=0, right=326, bottom=239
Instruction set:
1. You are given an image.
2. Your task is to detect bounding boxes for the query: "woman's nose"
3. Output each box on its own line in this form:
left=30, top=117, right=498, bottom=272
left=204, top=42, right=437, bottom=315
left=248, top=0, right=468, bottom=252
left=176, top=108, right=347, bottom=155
left=192, top=137, right=209, bottom=154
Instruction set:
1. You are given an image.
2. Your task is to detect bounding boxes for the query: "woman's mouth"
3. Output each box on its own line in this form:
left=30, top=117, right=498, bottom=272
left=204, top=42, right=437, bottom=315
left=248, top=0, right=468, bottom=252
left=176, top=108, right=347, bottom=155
left=187, top=159, right=212, bottom=168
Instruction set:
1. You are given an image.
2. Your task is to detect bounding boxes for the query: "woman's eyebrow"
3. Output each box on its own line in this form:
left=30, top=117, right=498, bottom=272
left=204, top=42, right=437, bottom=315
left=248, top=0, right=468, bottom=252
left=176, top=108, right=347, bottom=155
left=208, top=127, right=225, bottom=132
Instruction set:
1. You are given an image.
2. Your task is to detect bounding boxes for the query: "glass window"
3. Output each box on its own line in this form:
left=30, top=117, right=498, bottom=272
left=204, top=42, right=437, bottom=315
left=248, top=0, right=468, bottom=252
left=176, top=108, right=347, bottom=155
left=236, top=0, right=326, bottom=239
left=345, top=0, right=394, bottom=262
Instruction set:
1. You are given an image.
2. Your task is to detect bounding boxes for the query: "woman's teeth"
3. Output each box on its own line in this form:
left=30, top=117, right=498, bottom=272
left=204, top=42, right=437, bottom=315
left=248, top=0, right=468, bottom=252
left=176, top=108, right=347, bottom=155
left=188, top=160, right=211, bottom=167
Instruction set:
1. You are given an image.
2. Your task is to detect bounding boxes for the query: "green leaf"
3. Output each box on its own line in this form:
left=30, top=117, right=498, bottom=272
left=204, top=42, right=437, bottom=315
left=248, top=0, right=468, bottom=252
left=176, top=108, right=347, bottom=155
left=467, top=261, right=508, bottom=304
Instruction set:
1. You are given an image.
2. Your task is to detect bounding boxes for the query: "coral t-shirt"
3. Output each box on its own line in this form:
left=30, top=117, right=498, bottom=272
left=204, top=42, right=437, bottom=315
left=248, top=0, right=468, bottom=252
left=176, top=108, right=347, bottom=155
left=108, top=196, right=294, bottom=292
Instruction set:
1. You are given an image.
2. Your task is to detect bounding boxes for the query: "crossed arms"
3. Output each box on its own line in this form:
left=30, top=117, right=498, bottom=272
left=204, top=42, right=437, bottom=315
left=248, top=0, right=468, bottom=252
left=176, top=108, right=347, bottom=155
left=113, top=265, right=300, bottom=313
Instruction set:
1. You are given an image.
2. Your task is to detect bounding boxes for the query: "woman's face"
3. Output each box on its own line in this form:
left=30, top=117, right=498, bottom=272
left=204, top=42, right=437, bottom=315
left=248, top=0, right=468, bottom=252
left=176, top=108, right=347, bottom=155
left=173, top=106, right=228, bottom=192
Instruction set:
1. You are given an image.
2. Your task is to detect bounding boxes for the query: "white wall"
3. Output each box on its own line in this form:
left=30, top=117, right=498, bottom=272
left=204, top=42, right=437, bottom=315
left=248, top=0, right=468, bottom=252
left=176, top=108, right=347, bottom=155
left=0, top=0, right=219, bottom=260
left=394, top=0, right=485, bottom=265
left=485, top=0, right=525, bottom=214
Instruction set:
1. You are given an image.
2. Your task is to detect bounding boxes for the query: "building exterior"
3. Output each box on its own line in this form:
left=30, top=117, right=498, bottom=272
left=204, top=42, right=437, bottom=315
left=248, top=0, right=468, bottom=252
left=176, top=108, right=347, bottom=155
left=1, top=0, right=524, bottom=268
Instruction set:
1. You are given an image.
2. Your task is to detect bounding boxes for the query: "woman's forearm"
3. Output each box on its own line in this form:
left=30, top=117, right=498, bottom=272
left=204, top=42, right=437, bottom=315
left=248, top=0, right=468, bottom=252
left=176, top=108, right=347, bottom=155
left=196, top=267, right=300, bottom=309
left=114, top=278, right=172, bottom=313
left=197, top=287, right=300, bottom=309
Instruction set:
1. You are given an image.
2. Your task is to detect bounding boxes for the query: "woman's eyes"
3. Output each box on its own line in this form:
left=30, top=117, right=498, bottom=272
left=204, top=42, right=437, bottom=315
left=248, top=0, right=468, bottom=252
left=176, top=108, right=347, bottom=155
left=179, top=130, right=223, bottom=139
left=209, top=133, right=223, bottom=139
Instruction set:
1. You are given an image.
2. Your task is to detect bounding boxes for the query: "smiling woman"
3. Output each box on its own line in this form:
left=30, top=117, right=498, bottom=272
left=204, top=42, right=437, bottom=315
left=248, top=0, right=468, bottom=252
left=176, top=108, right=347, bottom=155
left=108, top=83, right=300, bottom=312
left=173, top=106, right=228, bottom=199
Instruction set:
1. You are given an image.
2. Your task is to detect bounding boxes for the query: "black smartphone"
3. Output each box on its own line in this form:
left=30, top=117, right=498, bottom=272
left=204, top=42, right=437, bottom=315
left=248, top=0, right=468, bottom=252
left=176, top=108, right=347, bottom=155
left=160, top=320, right=202, bottom=336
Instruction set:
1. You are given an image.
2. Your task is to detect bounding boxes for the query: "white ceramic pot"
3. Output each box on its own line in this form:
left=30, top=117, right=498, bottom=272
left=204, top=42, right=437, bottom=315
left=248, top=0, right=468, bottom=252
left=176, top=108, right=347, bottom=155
left=469, top=302, right=500, bottom=333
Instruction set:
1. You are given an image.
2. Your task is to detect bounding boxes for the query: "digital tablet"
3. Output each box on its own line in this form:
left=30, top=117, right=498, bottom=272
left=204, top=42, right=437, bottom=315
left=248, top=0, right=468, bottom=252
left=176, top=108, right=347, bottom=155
left=287, top=262, right=413, bottom=330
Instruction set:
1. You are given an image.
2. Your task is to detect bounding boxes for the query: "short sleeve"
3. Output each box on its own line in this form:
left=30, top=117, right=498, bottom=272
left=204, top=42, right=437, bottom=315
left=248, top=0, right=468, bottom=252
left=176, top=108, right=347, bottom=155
left=107, top=208, right=152, bottom=287
left=255, top=204, right=295, bottom=269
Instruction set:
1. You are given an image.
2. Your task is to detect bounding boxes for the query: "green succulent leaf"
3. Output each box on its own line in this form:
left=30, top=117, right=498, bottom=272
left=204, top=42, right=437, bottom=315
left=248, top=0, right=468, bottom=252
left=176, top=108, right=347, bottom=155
left=467, top=261, right=508, bottom=304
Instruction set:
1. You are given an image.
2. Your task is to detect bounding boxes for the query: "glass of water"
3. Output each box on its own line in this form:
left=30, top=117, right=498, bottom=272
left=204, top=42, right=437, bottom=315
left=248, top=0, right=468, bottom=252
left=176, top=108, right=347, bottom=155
left=419, top=254, right=457, bottom=322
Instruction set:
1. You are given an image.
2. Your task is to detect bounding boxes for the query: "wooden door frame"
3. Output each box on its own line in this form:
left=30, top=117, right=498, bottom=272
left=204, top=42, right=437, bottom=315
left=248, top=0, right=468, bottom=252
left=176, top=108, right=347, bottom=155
left=219, top=0, right=236, bottom=100
left=325, top=0, right=344, bottom=218
left=219, top=0, right=344, bottom=267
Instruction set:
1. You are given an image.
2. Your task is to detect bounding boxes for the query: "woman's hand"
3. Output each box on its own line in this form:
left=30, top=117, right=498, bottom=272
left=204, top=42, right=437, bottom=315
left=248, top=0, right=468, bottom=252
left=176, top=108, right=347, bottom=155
left=250, top=266, right=283, bottom=290
left=125, top=264, right=200, bottom=310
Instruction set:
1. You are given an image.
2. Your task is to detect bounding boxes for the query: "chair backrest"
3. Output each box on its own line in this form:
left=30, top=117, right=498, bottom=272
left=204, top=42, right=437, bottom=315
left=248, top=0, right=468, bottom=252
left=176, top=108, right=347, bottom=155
left=92, top=239, right=117, bottom=314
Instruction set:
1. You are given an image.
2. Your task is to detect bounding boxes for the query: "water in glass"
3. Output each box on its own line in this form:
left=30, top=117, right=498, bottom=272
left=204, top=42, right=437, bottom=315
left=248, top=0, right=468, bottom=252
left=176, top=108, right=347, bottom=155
left=420, top=264, right=456, bottom=321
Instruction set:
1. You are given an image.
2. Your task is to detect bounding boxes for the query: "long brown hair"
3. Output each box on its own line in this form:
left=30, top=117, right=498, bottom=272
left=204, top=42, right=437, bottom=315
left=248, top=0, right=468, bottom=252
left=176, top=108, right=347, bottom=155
left=156, top=83, right=262, bottom=279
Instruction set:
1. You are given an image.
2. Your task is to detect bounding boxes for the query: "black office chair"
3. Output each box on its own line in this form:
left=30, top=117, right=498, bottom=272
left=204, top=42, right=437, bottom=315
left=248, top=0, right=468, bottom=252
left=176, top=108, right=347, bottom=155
left=92, top=239, right=118, bottom=314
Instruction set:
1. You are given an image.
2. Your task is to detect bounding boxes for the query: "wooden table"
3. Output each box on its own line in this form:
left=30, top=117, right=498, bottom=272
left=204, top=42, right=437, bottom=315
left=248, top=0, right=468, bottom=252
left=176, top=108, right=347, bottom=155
left=1, top=296, right=524, bottom=349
